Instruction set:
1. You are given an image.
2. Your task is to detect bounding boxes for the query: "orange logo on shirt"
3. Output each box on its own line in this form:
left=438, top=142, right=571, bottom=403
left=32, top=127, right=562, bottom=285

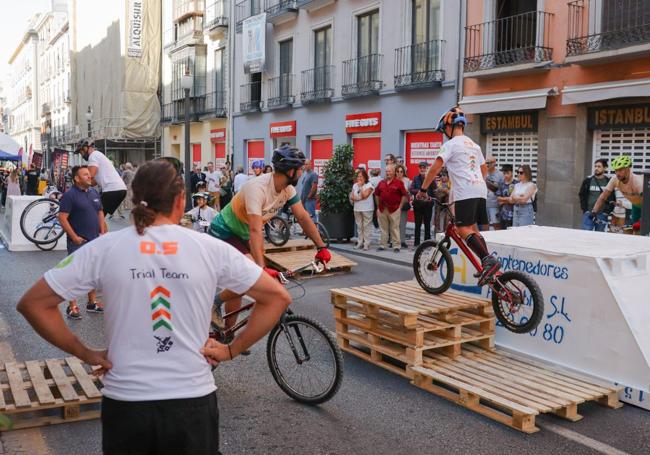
left=139, top=241, right=178, bottom=255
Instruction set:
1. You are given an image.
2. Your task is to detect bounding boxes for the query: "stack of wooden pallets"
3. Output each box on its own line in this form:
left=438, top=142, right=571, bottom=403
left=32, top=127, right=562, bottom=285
left=264, top=238, right=315, bottom=253
left=0, top=357, right=102, bottom=430
left=265, top=242, right=357, bottom=276
left=330, top=281, right=622, bottom=433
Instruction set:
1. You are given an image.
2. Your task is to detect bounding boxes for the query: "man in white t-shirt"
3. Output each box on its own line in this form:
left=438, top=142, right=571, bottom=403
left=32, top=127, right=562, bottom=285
left=233, top=165, right=249, bottom=194
left=74, top=138, right=127, bottom=221
left=17, top=159, right=290, bottom=454
left=205, top=161, right=223, bottom=210
left=417, top=106, right=500, bottom=284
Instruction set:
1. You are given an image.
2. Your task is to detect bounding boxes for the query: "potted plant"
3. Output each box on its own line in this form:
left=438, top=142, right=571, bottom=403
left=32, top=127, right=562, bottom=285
left=318, top=143, right=355, bottom=241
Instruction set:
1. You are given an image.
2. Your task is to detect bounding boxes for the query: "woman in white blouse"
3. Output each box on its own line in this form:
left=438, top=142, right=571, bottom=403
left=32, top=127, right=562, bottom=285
left=509, top=165, right=537, bottom=227
left=349, top=168, right=374, bottom=250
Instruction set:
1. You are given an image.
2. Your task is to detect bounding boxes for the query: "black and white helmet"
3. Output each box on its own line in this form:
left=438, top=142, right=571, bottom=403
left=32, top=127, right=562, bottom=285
left=271, top=145, right=306, bottom=174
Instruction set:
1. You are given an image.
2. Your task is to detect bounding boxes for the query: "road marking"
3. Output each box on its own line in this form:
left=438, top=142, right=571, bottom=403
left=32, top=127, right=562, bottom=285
left=541, top=422, right=631, bottom=455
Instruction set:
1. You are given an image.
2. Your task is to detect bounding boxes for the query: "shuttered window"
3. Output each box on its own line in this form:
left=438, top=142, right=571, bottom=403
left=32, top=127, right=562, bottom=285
left=593, top=128, right=650, bottom=173
left=486, top=131, right=539, bottom=181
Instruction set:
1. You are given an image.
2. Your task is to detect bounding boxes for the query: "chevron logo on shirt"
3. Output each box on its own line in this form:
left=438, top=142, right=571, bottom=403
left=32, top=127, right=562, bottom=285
left=150, top=286, right=173, bottom=332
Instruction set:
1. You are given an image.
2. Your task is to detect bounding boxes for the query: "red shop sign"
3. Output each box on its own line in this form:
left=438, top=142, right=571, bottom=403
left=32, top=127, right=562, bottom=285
left=269, top=121, right=296, bottom=138
left=210, top=128, right=227, bottom=143
left=345, top=112, right=382, bottom=133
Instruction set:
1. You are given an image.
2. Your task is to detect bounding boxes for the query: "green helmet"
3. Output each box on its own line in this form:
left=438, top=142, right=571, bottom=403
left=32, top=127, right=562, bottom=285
left=611, top=155, right=632, bottom=171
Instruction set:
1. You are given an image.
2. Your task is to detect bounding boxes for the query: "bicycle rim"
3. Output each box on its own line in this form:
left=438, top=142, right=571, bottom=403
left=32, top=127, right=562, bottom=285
left=267, top=218, right=288, bottom=245
left=268, top=317, right=340, bottom=403
left=491, top=271, right=543, bottom=333
left=33, top=226, right=60, bottom=251
left=20, top=199, right=63, bottom=244
left=413, top=241, right=453, bottom=294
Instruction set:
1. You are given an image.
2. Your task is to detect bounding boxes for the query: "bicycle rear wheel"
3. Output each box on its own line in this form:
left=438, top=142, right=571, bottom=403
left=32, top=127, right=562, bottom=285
left=20, top=199, right=64, bottom=245
left=265, top=216, right=290, bottom=246
left=491, top=271, right=544, bottom=333
left=266, top=314, right=343, bottom=405
left=34, top=226, right=61, bottom=251
left=306, top=221, right=330, bottom=248
left=413, top=240, right=454, bottom=294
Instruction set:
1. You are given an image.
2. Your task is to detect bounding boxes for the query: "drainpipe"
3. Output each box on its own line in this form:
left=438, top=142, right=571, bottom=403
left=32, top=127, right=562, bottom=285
left=227, top=4, right=235, bottom=166
left=456, top=0, right=465, bottom=105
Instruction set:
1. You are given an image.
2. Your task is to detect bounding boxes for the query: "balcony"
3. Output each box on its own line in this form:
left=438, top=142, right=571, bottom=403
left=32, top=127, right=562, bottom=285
left=266, top=74, right=295, bottom=109
left=165, top=17, right=205, bottom=51
left=394, top=40, right=444, bottom=90
left=235, top=0, right=262, bottom=33
left=162, top=98, right=207, bottom=124
left=301, top=65, right=334, bottom=104
left=341, top=54, right=383, bottom=98
left=240, top=81, right=262, bottom=113
left=296, top=0, right=335, bottom=12
left=205, top=0, right=229, bottom=33
left=174, top=0, right=205, bottom=23
left=464, top=10, right=553, bottom=76
left=566, top=0, right=650, bottom=64
left=264, top=0, right=298, bottom=25
left=201, top=90, right=227, bottom=118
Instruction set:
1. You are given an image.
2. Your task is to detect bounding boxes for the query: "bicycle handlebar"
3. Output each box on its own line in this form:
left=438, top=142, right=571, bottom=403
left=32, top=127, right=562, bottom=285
left=278, top=260, right=325, bottom=284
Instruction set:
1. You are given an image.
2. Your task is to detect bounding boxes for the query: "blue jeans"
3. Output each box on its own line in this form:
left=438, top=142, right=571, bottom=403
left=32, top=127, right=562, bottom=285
left=581, top=211, right=607, bottom=232
left=303, top=198, right=317, bottom=221
left=513, top=204, right=535, bottom=227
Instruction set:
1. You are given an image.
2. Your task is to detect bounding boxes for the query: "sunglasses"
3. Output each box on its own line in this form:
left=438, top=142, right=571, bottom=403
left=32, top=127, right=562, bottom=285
left=518, top=170, right=525, bottom=174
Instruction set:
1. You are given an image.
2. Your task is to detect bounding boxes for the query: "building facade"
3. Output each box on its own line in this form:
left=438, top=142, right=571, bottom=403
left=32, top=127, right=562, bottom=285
left=7, top=15, right=41, bottom=165
left=161, top=0, right=231, bottom=169
left=231, top=0, right=461, bottom=180
left=460, top=0, right=650, bottom=228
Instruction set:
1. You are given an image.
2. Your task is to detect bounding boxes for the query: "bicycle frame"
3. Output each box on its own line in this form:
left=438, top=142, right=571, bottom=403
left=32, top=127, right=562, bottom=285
left=437, top=204, right=484, bottom=274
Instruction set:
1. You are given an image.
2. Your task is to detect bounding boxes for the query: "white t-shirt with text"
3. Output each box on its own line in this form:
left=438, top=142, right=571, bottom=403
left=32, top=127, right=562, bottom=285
left=86, top=150, right=127, bottom=192
left=436, top=135, right=487, bottom=202
left=206, top=170, right=223, bottom=192
left=44, top=224, right=262, bottom=401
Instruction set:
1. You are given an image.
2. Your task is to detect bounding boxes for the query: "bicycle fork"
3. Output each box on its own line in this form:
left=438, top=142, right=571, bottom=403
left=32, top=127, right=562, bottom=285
left=279, top=312, right=311, bottom=364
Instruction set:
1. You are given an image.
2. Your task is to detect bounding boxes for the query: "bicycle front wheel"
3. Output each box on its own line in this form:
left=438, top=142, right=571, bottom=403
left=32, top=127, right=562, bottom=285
left=20, top=199, right=63, bottom=245
left=266, top=314, right=343, bottom=405
left=265, top=216, right=290, bottom=246
left=34, top=226, right=61, bottom=251
left=413, top=239, right=454, bottom=294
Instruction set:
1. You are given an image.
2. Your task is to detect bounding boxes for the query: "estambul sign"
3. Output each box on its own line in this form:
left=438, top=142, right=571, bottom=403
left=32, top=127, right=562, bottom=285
left=588, top=104, right=650, bottom=130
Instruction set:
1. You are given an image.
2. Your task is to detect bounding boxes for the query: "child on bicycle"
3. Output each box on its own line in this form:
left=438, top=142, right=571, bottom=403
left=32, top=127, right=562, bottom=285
left=417, top=106, right=500, bottom=284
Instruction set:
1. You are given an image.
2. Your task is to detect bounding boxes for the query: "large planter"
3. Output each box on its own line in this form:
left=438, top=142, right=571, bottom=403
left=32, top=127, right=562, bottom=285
left=320, top=212, right=355, bottom=242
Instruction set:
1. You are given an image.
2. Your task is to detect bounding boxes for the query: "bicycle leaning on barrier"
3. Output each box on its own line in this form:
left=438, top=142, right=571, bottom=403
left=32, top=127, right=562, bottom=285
left=19, top=190, right=64, bottom=250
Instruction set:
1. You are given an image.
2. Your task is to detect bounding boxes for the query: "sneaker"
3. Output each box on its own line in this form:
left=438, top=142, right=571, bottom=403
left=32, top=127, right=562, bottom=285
left=66, top=305, right=82, bottom=320
left=393, top=248, right=400, bottom=253
left=377, top=246, right=385, bottom=251
left=87, top=301, right=104, bottom=313
left=353, top=243, right=362, bottom=250
left=477, top=256, right=501, bottom=285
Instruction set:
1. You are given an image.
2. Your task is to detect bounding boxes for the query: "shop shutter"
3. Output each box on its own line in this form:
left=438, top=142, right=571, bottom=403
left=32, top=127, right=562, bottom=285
left=593, top=128, right=650, bottom=173
left=486, top=132, right=538, bottom=181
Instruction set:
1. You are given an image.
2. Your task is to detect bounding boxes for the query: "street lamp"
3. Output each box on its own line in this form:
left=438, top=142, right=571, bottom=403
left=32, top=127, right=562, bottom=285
left=181, top=68, right=193, bottom=210
left=85, top=106, right=93, bottom=137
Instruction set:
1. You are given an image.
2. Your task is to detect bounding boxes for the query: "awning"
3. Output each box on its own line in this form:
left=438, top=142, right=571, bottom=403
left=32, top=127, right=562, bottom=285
left=459, top=87, right=558, bottom=114
left=562, top=77, right=650, bottom=105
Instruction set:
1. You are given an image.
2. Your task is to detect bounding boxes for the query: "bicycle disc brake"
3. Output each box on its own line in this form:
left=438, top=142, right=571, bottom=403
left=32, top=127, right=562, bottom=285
left=494, top=278, right=524, bottom=314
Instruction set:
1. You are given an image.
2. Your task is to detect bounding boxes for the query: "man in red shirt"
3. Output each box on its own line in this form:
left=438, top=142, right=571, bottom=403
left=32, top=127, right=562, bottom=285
left=374, top=164, right=408, bottom=252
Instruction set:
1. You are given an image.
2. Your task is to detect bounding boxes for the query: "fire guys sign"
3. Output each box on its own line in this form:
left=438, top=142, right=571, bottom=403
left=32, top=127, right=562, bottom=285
left=345, top=112, right=382, bottom=134
left=269, top=121, right=296, bottom=138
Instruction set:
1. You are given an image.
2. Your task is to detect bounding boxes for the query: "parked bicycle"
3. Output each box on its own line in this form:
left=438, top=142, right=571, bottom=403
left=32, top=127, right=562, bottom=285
left=413, top=201, right=544, bottom=334
left=19, top=192, right=64, bottom=250
left=210, top=260, right=343, bottom=404
left=264, top=211, right=330, bottom=248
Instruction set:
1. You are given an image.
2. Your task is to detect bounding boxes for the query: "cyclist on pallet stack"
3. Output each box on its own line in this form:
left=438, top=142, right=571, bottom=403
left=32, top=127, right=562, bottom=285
left=591, top=155, right=643, bottom=233
left=209, top=145, right=331, bottom=330
left=416, top=106, right=501, bottom=284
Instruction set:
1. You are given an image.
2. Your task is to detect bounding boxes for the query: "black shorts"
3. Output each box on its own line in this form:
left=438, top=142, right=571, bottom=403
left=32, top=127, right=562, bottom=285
left=101, top=190, right=127, bottom=215
left=102, top=392, right=220, bottom=455
left=454, top=197, right=488, bottom=227
left=222, top=235, right=251, bottom=255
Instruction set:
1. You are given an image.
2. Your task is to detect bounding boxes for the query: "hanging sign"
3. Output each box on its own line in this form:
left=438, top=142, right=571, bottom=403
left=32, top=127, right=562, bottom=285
left=243, top=14, right=267, bottom=73
left=210, top=128, right=226, bottom=143
left=127, top=0, right=144, bottom=58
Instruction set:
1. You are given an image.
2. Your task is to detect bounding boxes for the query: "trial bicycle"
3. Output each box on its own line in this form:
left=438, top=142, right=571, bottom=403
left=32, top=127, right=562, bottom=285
left=210, top=260, right=343, bottom=405
left=413, top=200, right=544, bottom=333
left=264, top=212, right=330, bottom=248
left=19, top=193, right=64, bottom=250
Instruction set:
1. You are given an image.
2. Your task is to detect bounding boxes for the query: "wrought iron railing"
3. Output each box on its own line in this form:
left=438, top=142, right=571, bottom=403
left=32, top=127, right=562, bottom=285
left=394, top=40, right=444, bottom=89
left=205, top=0, right=229, bottom=29
left=464, top=10, right=553, bottom=72
left=162, top=98, right=207, bottom=123
left=240, top=81, right=262, bottom=112
left=265, top=0, right=297, bottom=16
left=301, top=66, right=334, bottom=103
left=203, top=90, right=227, bottom=117
left=567, top=0, right=650, bottom=57
left=267, top=74, right=295, bottom=108
left=341, top=54, right=383, bottom=98
left=235, top=0, right=261, bottom=31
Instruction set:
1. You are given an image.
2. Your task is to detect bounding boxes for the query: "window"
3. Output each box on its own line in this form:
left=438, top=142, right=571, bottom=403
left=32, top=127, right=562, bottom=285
left=171, top=47, right=207, bottom=101
left=214, top=48, right=224, bottom=93
left=314, top=26, right=332, bottom=92
left=495, top=0, right=537, bottom=54
left=412, top=0, right=439, bottom=45
left=250, top=72, right=262, bottom=105
left=357, top=10, right=379, bottom=57
left=279, top=39, right=293, bottom=99
left=251, top=0, right=261, bottom=15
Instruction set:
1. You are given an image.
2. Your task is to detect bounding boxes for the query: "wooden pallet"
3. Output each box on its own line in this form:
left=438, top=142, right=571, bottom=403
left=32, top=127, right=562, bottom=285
left=264, top=238, right=315, bottom=253
left=0, top=357, right=103, bottom=430
left=410, top=346, right=622, bottom=434
left=265, top=249, right=357, bottom=276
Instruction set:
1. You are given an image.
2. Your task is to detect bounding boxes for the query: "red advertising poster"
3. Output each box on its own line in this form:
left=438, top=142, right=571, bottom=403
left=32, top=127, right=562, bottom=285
left=405, top=131, right=443, bottom=178
left=192, top=143, right=202, bottom=164
left=210, top=128, right=227, bottom=143
left=352, top=136, right=381, bottom=172
left=345, top=112, right=382, bottom=134
left=311, top=138, right=333, bottom=190
left=247, top=140, right=265, bottom=175
left=214, top=142, right=226, bottom=168
left=269, top=121, right=297, bottom=138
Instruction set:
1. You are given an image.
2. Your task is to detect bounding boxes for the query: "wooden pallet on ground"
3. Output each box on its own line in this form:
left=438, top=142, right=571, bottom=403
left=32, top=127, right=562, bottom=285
left=0, top=357, right=103, bottom=430
left=331, top=281, right=493, bottom=376
left=409, top=345, right=622, bottom=433
left=265, top=249, right=357, bottom=276
left=264, top=238, right=315, bottom=253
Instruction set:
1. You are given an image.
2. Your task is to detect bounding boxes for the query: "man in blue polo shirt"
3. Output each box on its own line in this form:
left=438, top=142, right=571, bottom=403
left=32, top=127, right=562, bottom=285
left=58, top=165, right=106, bottom=319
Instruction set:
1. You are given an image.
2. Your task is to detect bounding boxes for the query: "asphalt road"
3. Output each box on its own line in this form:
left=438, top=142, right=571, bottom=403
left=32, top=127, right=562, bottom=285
left=0, top=241, right=648, bottom=455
